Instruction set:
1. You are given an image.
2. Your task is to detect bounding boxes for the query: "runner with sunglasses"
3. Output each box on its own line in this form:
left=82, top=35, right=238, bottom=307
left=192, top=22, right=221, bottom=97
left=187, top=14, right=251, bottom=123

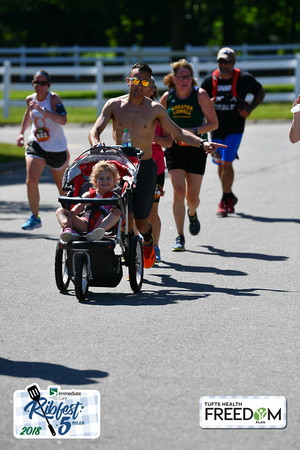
left=201, top=47, right=265, bottom=217
left=17, top=70, right=69, bottom=230
left=89, top=63, right=226, bottom=268
left=161, top=59, right=219, bottom=251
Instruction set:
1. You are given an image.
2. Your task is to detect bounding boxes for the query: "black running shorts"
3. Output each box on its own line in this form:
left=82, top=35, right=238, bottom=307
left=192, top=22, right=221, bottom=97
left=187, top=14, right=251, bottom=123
left=26, top=140, right=69, bottom=170
left=131, top=158, right=157, bottom=220
left=165, top=142, right=207, bottom=175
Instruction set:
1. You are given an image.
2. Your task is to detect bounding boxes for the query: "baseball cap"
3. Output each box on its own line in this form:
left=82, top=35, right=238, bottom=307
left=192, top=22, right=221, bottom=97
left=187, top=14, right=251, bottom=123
left=217, top=47, right=236, bottom=63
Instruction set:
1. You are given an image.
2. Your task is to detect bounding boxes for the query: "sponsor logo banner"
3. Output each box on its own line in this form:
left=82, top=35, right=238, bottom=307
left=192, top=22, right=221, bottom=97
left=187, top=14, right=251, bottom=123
left=200, top=396, right=286, bottom=429
left=14, top=384, right=100, bottom=439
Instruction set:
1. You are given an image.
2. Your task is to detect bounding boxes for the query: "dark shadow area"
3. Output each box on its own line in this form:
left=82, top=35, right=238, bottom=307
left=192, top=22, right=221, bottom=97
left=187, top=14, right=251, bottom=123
left=58, top=257, right=288, bottom=305
left=0, top=164, right=57, bottom=187
left=0, top=230, right=58, bottom=241
left=0, top=162, right=26, bottom=182
left=157, top=260, right=247, bottom=276
left=0, top=357, right=108, bottom=385
left=235, top=212, right=300, bottom=225
left=199, top=245, right=288, bottom=262
left=0, top=201, right=60, bottom=217
left=59, top=284, right=208, bottom=306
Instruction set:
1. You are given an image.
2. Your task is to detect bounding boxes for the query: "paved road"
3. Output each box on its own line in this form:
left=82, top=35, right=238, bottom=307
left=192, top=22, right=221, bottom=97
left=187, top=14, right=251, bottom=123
left=1, top=122, right=299, bottom=449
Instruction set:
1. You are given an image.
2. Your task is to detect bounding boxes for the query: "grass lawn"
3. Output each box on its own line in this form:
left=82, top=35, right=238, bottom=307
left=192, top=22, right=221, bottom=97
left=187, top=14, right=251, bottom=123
left=0, top=142, right=25, bottom=164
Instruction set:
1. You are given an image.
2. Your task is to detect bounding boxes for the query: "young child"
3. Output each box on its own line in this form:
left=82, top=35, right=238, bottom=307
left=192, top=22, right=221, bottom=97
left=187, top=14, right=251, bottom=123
left=56, top=161, right=121, bottom=242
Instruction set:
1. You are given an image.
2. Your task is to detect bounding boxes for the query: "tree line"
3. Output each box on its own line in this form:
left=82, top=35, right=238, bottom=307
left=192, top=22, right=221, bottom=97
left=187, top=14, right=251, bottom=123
left=1, top=0, right=299, bottom=49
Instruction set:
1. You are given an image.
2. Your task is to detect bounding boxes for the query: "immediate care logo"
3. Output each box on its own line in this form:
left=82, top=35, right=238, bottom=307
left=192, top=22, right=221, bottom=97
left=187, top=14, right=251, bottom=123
left=200, top=396, right=286, bottom=429
left=14, top=384, right=100, bottom=439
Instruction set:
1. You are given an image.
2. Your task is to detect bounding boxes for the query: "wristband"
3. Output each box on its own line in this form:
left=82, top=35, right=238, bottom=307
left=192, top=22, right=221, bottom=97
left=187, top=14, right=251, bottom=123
left=199, top=138, right=208, bottom=150
left=193, top=127, right=198, bottom=135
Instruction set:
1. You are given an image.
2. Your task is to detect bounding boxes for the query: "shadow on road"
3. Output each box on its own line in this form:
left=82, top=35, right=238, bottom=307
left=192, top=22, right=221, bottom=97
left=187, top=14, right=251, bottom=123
left=0, top=164, right=58, bottom=186
left=236, top=212, right=300, bottom=224
left=199, top=245, right=289, bottom=261
left=0, top=230, right=58, bottom=241
left=0, top=357, right=108, bottom=385
left=58, top=256, right=288, bottom=306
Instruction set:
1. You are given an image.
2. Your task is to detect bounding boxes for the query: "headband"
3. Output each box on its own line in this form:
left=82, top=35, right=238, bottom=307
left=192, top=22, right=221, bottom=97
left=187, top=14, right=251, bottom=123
left=33, top=71, right=50, bottom=82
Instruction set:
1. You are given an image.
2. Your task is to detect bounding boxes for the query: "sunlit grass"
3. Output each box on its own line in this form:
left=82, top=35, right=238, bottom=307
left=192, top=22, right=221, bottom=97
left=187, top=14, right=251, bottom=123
left=0, top=142, right=24, bottom=163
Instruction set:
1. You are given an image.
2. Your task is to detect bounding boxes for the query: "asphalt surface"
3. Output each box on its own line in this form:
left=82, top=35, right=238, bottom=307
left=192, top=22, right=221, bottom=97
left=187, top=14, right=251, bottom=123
left=0, top=121, right=299, bottom=449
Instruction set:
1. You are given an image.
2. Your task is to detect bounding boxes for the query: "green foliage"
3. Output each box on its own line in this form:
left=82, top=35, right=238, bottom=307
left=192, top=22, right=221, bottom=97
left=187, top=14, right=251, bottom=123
left=1, top=0, right=299, bottom=48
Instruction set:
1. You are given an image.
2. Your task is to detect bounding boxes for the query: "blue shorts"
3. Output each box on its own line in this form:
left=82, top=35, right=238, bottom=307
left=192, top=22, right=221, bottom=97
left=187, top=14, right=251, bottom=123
left=211, top=134, right=243, bottom=164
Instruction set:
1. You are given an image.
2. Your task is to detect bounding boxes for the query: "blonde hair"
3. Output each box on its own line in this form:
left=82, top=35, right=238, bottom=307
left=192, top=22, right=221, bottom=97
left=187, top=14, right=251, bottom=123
left=90, top=161, right=120, bottom=188
left=163, top=59, right=197, bottom=90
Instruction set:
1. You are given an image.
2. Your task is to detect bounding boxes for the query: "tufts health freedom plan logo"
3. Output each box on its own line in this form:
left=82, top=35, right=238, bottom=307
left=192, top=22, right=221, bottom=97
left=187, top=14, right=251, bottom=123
left=200, top=396, right=286, bottom=429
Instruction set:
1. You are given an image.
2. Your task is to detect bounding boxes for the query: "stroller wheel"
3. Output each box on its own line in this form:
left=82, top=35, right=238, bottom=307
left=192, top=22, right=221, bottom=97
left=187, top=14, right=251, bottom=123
left=129, top=235, right=143, bottom=292
left=55, top=241, right=70, bottom=292
left=75, top=255, right=89, bottom=301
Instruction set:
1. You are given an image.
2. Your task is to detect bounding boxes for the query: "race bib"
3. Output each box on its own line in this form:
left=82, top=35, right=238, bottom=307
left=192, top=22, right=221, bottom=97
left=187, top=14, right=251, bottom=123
left=154, top=184, right=165, bottom=200
left=34, top=127, right=50, bottom=142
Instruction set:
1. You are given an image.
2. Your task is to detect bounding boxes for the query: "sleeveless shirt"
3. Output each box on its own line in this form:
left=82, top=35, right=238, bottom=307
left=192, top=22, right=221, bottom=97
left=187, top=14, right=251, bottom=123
left=166, top=87, right=207, bottom=138
left=29, top=92, right=67, bottom=152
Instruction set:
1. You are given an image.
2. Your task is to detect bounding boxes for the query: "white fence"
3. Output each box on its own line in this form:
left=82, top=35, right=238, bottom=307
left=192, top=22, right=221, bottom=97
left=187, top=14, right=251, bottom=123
left=1, top=56, right=300, bottom=118
left=2, top=44, right=300, bottom=67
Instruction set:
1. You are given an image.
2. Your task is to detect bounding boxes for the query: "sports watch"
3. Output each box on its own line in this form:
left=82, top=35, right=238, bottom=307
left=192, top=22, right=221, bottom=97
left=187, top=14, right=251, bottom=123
left=199, top=138, right=208, bottom=150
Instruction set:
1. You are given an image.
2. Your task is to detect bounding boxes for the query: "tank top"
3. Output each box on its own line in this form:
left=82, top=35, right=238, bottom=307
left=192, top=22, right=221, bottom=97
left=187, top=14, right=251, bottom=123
left=152, top=122, right=165, bottom=175
left=166, top=87, right=207, bottom=138
left=29, top=92, right=67, bottom=152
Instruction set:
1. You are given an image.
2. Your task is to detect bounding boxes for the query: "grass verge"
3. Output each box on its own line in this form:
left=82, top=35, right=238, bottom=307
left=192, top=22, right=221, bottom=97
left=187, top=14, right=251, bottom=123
left=0, top=142, right=24, bottom=164
left=0, top=100, right=294, bottom=165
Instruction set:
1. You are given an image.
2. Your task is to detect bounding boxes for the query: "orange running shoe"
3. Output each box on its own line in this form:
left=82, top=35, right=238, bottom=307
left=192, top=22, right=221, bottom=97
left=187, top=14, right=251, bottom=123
left=143, top=237, right=156, bottom=269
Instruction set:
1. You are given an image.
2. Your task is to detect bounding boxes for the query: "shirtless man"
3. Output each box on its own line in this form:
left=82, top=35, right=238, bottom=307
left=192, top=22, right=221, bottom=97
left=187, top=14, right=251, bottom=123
left=89, top=63, right=225, bottom=268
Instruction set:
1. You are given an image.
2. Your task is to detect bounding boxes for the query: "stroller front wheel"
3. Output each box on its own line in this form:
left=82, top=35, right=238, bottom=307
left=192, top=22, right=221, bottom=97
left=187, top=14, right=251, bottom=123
left=75, top=255, right=89, bottom=301
left=129, top=235, right=143, bottom=292
left=55, top=241, right=70, bottom=292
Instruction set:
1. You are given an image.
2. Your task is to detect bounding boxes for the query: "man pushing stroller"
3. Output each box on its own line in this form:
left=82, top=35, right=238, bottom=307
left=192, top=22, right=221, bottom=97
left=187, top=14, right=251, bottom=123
left=89, top=63, right=226, bottom=268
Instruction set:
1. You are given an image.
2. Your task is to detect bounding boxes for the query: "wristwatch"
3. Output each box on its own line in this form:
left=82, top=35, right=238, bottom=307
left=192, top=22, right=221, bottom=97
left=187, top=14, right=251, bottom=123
left=193, top=127, right=198, bottom=135
left=200, top=138, right=208, bottom=150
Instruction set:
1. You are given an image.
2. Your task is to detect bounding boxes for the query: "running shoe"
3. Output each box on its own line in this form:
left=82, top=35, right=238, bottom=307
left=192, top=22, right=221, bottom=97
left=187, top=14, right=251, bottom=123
left=60, top=227, right=80, bottom=242
left=172, top=234, right=185, bottom=251
left=217, top=201, right=228, bottom=217
left=187, top=209, right=201, bottom=235
left=86, top=227, right=105, bottom=241
left=143, top=237, right=156, bottom=269
left=154, top=245, right=161, bottom=262
left=22, top=214, right=42, bottom=230
left=227, top=195, right=238, bottom=214
left=212, top=151, right=222, bottom=164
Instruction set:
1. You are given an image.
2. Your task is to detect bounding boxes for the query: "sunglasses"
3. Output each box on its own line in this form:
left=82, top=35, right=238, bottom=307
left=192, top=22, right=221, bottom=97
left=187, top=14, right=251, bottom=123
left=217, top=59, right=233, bottom=64
left=32, top=80, right=48, bottom=86
left=128, top=77, right=150, bottom=87
left=175, top=75, right=192, bottom=81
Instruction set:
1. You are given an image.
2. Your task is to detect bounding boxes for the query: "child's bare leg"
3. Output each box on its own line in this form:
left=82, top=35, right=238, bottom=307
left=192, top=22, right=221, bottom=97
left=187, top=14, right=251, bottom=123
left=56, top=207, right=69, bottom=227
left=56, top=207, right=88, bottom=233
left=96, top=212, right=119, bottom=231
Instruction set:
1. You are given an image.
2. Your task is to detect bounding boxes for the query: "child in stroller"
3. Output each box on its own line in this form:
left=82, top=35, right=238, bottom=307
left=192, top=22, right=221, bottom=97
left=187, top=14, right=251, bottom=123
left=56, top=160, right=121, bottom=243
left=55, top=145, right=144, bottom=301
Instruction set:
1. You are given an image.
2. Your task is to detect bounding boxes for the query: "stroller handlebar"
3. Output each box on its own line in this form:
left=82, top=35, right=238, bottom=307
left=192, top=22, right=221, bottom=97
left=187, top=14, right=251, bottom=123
left=58, top=196, right=122, bottom=206
left=95, top=145, right=144, bottom=158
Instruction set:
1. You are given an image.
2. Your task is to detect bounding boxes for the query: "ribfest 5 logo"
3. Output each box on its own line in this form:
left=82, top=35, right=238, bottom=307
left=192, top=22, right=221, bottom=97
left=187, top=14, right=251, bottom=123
left=14, top=384, right=100, bottom=439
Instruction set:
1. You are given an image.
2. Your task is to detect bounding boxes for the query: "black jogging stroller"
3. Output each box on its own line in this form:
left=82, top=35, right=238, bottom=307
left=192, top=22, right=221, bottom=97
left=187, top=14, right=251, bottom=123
left=54, top=145, right=144, bottom=301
